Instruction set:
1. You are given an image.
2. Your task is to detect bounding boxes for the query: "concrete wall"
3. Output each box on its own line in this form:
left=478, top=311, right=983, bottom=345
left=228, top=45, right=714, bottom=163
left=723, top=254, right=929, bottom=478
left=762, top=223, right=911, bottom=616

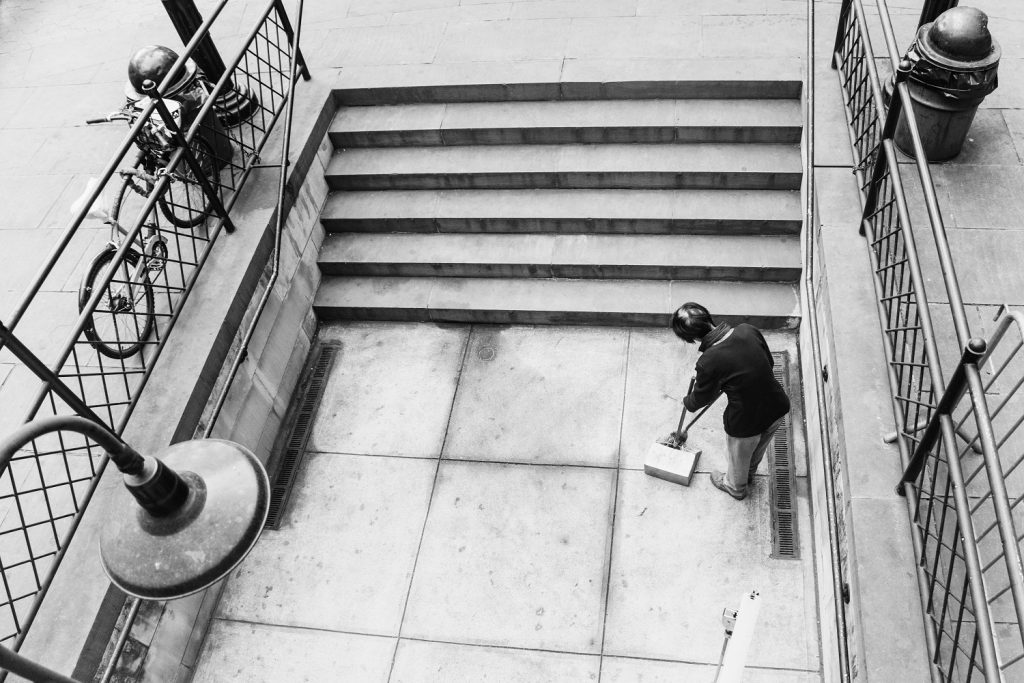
left=802, top=4, right=934, bottom=677
left=17, top=72, right=336, bottom=681
left=127, top=131, right=332, bottom=683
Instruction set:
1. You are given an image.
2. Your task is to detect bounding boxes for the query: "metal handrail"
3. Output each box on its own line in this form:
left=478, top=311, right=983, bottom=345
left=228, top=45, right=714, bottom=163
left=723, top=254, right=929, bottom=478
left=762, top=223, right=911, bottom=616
left=832, top=0, right=1024, bottom=679
left=0, top=0, right=305, bottom=657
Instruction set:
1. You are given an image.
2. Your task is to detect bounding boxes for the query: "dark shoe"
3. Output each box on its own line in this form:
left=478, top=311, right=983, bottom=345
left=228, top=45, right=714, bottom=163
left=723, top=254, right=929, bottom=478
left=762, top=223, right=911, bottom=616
left=711, top=471, right=748, bottom=500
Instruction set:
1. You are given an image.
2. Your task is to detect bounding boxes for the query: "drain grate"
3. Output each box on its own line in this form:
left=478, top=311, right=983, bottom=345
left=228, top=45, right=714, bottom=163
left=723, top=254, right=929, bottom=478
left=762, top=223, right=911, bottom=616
left=264, top=342, right=339, bottom=529
left=769, top=351, right=799, bottom=560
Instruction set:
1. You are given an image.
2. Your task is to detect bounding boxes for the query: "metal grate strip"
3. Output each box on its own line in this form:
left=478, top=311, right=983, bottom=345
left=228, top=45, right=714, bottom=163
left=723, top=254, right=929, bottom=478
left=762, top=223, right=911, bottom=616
left=769, top=351, right=799, bottom=560
left=264, top=341, right=339, bottom=529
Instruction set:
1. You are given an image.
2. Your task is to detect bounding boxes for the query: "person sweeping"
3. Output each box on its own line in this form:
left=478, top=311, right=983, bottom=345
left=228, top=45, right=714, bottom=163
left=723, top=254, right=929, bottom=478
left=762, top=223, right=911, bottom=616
left=666, top=302, right=790, bottom=500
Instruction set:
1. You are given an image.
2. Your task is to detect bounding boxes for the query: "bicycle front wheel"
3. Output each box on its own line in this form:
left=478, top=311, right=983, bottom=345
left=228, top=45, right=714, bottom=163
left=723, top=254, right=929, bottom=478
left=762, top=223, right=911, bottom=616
left=79, top=246, right=156, bottom=359
left=158, top=136, right=216, bottom=229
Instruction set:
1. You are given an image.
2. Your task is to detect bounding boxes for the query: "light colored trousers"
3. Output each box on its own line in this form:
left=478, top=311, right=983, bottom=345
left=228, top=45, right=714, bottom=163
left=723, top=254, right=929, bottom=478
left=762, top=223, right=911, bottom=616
left=726, top=416, right=786, bottom=492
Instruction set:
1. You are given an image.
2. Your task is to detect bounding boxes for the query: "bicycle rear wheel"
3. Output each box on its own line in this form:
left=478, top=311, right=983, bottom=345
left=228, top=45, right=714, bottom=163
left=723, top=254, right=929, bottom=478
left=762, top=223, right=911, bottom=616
left=158, top=136, right=216, bottom=229
left=79, top=246, right=156, bottom=359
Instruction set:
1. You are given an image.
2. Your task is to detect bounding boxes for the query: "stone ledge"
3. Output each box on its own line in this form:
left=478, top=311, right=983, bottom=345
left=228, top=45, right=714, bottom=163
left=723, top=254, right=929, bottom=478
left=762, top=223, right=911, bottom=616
left=805, top=165, right=932, bottom=681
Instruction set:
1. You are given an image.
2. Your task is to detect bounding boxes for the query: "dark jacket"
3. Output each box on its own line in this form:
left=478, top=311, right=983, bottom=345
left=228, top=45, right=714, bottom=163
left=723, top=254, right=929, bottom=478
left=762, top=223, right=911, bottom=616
left=683, top=324, right=790, bottom=438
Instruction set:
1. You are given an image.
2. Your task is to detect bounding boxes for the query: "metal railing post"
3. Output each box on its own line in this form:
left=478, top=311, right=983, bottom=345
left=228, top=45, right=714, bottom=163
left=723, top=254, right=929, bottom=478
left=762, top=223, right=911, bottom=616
left=142, top=81, right=237, bottom=234
left=859, top=59, right=912, bottom=235
left=832, top=0, right=854, bottom=68
left=160, top=0, right=260, bottom=126
left=898, top=340, right=986, bottom=491
left=273, top=0, right=310, bottom=81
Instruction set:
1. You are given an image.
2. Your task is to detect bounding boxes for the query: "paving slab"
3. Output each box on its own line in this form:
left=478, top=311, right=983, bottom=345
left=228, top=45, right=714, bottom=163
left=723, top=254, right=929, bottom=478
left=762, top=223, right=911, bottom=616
left=914, top=227, right=1024, bottom=306
left=323, top=22, right=448, bottom=67
left=603, top=471, right=818, bottom=671
left=216, top=451, right=436, bottom=635
left=390, top=639, right=601, bottom=682
left=307, top=322, right=469, bottom=457
left=389, top=3, right=513, bottom=25
left=601, top=656, right=821, bottom=682
left=192, top=620, right=395, bottom=683
left=566, top=17, right=701, bottom=61
left=923, top=161, right=1024, bottom=233
left=401, top=460, right=615, bottom=652
left=442, top=325, right=628, bottom=467
left=701, top=15, right=806, bottom=59
left=0, top=177, right=76, bottom=231
left=434, top=18, right=571, bottom=63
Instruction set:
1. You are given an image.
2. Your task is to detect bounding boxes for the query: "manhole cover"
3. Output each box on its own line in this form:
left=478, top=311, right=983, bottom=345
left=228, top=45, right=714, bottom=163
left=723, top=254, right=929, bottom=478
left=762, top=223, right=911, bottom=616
left=478, top=346, right=496, bottom=361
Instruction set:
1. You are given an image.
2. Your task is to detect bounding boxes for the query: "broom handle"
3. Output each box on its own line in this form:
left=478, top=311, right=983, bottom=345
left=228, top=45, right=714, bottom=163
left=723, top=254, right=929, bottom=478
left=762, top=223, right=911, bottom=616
left=676, top=376, right=697, bottom=434
left=681, top=402, right=715, bottom=434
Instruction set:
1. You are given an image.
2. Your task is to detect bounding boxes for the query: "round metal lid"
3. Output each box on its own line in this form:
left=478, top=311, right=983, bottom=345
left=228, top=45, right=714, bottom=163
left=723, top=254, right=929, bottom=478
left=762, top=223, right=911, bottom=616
left=918, top=7, right=1000, bottom=71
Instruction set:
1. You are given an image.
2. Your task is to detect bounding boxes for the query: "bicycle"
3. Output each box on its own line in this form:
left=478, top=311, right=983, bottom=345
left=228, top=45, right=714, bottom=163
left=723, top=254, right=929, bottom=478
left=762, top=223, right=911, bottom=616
left=74, top=175, right=164, bottom=360
left=77, top=99, right=217, bottom=359
left=86, top=99, right=217, bottom=229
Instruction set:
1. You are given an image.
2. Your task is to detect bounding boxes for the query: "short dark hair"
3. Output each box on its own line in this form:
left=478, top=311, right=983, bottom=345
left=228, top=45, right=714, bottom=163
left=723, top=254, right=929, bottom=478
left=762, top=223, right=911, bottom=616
left=671, top=302, right=715, bottom=343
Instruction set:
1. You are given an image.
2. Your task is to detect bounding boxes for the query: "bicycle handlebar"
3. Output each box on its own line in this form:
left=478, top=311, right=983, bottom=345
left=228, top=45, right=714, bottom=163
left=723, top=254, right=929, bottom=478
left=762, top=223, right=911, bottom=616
left=86, top=112, right=131, bottom=125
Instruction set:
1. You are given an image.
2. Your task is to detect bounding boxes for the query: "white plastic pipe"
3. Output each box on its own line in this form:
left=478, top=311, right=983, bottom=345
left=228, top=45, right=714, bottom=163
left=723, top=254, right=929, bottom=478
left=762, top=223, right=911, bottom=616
left=718, top=591, right=762, bottom=683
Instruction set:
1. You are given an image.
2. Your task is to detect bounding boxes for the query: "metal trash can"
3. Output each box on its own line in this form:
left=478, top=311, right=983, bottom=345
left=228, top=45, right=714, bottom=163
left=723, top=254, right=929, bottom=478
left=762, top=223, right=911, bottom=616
left=125, top=45, right=234, bottom=166
left=895, top=6, right=1000, bottom=161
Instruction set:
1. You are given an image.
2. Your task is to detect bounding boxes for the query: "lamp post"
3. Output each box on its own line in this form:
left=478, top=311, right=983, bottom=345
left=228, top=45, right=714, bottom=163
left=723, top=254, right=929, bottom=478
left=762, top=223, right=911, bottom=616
left=0, top=416, right=270, bottom=681
left=159, top=0, right=260, bottom=126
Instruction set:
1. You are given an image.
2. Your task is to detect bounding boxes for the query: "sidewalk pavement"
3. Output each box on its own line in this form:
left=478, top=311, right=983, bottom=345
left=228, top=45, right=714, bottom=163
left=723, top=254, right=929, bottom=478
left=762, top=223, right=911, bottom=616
left=192, top=322, right=820, bottom=682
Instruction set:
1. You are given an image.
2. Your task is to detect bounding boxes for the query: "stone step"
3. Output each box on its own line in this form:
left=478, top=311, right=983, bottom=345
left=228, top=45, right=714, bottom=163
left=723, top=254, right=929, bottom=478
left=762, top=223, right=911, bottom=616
left=320, top=189, right=801, bottom=235
left=318, top=233, right=801, bottom=282
left=329, top=99, right=802, bottom=147
left=332, top=60, right=803, bottom=105
left=313, top=276, right=800, bottom=329
left=326, top=144, right=801, bottom=191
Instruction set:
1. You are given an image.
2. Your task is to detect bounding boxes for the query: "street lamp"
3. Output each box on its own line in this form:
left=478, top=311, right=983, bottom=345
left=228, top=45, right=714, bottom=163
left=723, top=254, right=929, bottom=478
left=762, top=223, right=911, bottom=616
left=0, top=415, right=270, bottom=680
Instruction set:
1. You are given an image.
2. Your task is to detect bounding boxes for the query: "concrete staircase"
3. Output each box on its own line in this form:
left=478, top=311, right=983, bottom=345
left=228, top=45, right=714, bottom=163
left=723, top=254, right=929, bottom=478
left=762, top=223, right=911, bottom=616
left=314, top=78, right=803, bottom=329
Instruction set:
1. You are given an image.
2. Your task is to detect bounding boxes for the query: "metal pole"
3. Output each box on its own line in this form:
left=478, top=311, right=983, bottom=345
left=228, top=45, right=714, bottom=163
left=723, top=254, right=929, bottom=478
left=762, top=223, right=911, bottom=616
left=272, top=0, right=310, bottom=81
left=899, top=341, right=984, bottom=489
left=919, top=0, right=958, bottom=27
left=98, top=598, right=139, bottom=683
left=159, top=0, right=259, bottom=126
left=832, top=0, right=854, bottom=68
left=860, top=59, right=912, bottom=232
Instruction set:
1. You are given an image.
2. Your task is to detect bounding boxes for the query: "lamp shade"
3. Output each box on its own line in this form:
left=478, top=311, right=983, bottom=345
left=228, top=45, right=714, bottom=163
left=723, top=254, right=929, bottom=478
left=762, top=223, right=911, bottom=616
left=100, top=438, right=269, bottom=600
